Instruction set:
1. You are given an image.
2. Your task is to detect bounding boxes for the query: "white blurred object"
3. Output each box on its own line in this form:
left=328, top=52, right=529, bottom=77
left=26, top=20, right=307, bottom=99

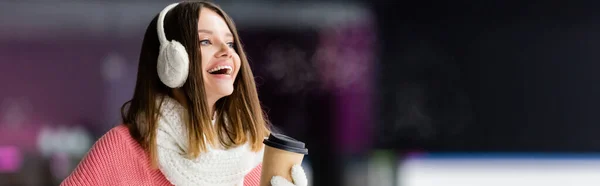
left=37, top=125, right=93, bottom=157
left=399, top=154, right=600, bottom=186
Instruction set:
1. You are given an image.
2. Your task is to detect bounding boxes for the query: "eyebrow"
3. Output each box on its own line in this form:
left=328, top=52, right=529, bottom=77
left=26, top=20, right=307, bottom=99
left=198, top=29, right=233, bottom=37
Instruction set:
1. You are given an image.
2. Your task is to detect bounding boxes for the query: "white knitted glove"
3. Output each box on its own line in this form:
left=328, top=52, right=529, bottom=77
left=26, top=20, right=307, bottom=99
left=270, top=164, right=308, bottom=186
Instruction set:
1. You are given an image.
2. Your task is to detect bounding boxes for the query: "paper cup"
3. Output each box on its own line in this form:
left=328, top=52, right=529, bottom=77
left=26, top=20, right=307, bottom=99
left=260, top=133, right=308, bottom=186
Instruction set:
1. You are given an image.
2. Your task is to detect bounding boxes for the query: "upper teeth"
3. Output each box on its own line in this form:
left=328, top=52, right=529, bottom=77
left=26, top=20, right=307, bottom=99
left=208, top=65, right=232, bottom=74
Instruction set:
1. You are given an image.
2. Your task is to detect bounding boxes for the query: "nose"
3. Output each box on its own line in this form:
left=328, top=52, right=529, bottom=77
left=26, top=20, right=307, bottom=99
left=215, top=41, right=232, bottom=58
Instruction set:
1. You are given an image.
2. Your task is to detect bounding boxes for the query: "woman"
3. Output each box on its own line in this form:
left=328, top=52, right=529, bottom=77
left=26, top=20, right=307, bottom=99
left=61, top=1, right=307, bottom=186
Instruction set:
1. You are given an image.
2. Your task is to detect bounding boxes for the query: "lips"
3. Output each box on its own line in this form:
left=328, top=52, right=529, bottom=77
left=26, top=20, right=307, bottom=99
left=207, top=65, right=232, bottom=75
left=206, top=61, right=234, bottom=75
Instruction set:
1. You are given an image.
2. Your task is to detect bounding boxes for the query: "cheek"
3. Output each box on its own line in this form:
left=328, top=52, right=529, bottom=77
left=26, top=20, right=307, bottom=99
left=201, top=51, right=211, bottom=69
left=234, top=54, right=241, bottom=74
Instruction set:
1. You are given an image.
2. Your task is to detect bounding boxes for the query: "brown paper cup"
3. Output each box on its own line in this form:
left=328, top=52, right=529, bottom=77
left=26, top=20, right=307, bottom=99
left=260, top=133, right=308, bottom=186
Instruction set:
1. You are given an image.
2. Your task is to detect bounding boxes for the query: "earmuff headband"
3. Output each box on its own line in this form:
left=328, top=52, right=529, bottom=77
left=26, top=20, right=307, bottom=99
left=157, top=3, right=179, bottom=46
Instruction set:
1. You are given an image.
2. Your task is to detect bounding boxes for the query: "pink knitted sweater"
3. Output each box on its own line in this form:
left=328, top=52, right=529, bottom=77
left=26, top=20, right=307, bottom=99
left=60, top=125, right=262, bottom=186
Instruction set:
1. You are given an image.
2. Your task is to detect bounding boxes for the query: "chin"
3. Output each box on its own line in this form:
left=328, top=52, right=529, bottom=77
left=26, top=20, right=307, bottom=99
left=217, top=88, right=234, bottom=97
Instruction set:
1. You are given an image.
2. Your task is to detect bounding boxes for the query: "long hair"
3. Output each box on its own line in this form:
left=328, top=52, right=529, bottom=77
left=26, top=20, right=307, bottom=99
left=121, top=1, right=270, bottom=167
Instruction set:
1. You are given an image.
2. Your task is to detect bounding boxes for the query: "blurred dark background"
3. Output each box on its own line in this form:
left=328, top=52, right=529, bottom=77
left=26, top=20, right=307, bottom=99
left=374, top=1, right=600, bottom=152
left=3, top=0, right=600, bottom=185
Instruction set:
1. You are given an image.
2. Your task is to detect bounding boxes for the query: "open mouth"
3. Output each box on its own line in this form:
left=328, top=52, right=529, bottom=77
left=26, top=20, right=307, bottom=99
left=207, top=65, right=233, bottom=75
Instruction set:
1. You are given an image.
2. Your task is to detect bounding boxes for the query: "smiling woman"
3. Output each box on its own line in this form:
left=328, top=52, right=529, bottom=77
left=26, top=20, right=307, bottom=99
left=59, top=1, right=307, bottom=186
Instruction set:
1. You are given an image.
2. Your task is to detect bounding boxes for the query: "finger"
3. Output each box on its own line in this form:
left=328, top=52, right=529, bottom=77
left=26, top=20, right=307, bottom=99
left=271, top=176, right=295, bottom=186
left=291, top=164, right=308, bottom=186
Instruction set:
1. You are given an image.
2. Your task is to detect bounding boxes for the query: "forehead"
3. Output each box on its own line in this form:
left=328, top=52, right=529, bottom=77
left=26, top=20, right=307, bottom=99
left=197, top=8, right=231, bottom=33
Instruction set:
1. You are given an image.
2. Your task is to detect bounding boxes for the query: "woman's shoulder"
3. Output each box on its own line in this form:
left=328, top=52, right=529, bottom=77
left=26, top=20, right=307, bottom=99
left=99, top=125, right=134, bottom=143
left=104, top=124, right=133, bottom=139
left=91, top=124, right=143, bottom=155
left=79, top=124, right=151, bottom=168
left=61, top=125, right=158, bottom=186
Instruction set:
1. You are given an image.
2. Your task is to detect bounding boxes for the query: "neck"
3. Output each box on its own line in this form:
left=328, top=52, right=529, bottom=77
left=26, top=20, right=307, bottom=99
left=206, top=95, right=219, bottom=120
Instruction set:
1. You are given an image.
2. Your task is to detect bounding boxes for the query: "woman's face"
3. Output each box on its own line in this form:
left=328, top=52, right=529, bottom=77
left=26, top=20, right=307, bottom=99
left=197, top=8, right=240, bottom=104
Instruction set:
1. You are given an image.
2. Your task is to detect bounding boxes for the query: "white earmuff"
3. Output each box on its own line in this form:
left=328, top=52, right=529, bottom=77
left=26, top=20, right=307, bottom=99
left=156, top=3, right=189, bottom=88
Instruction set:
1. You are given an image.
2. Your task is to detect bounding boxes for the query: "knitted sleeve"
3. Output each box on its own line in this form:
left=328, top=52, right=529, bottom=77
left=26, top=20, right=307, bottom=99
left=244, top=163, right=262, bottom=186
left=60, top=127, right=135, bottom=186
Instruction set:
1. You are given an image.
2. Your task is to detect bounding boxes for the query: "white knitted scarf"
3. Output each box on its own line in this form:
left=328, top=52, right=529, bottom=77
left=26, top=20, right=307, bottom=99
left=155, top=97, right=263, bottom=186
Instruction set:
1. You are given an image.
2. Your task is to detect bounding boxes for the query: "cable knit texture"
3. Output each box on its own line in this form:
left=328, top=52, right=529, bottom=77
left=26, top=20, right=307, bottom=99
left=60, top=124, right=263, bottom=186
left=157, top=40, right=190, bottom=88
left=156, top=97, right=264, bottom=185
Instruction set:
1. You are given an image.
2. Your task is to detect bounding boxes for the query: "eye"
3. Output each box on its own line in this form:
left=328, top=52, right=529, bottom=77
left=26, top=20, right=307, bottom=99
left=227, top=42, right=235, bottom=48
left=199, top=39, right=212, bottom=46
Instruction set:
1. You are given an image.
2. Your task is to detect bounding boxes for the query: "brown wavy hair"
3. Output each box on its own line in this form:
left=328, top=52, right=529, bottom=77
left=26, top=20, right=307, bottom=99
left=121, top=1, right=270, bottom=167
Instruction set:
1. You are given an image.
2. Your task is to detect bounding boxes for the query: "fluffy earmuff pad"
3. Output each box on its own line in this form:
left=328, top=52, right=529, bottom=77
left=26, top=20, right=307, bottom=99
left=157, top=40, right=190, bottom=88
